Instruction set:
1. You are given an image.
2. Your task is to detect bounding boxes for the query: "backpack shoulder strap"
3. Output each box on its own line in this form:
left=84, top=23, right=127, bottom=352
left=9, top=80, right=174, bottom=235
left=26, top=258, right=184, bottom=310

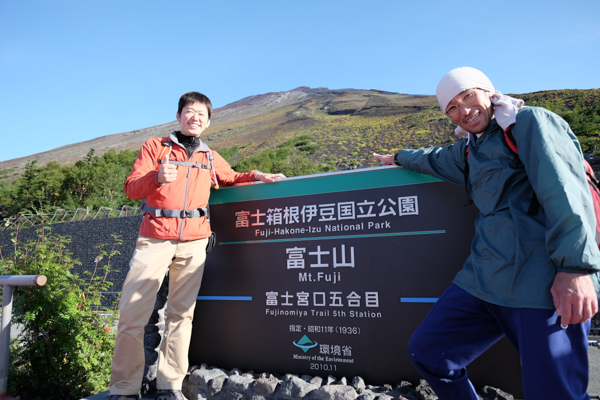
left=583, top=160, right=600, bottom=248
left=462, top=137, right=473, bottom=206
left=503, top=125, right=519, bottom=155
left=503, top=125, right=540, bottom=215
left=155, top=137, right=172, bottom=171
left=200, top=144, right=220, bottom=190
left=585, top=160, right=600, bottom=191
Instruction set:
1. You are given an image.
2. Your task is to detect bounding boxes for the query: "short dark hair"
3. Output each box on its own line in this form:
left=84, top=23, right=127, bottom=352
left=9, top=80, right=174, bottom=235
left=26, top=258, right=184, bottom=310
left=177, top=92, right=213, bottom=120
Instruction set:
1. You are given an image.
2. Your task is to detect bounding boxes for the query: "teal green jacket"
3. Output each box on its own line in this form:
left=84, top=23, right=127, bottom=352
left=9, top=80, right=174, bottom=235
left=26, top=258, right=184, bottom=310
left=396, top=106, right=600, bottom=309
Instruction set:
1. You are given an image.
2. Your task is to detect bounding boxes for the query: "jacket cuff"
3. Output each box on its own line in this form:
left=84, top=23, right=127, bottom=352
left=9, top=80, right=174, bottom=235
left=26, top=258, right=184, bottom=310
left=556, top=266, right=599, bottom=275
left=154, top=171, right=165, bottom=187
left=393, top=153, right=402, bottom=166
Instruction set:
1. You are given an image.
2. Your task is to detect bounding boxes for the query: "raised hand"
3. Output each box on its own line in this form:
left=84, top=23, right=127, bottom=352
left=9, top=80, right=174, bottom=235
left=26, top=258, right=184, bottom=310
left=157, top=158, right=177, bottom=184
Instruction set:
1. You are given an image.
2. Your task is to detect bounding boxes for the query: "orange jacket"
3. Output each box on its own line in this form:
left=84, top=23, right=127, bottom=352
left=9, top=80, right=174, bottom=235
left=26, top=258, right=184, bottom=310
left=125, top=132, right=257, bottom=241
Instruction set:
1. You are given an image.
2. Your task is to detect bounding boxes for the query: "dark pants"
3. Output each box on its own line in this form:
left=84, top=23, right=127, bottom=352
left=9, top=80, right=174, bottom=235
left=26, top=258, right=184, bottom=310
left=407, top=284, right=591, bottom=400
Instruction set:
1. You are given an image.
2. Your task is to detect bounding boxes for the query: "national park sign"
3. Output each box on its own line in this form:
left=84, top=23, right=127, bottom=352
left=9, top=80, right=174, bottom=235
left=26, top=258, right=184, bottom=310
left=189, top=166, right=522, bottom=396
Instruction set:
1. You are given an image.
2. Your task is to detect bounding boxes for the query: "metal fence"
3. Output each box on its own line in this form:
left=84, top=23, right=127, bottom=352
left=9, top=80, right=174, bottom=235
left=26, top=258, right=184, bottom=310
left=0, top=205, right=141, bottom=230
left=1, top=275, right=47, bottom=397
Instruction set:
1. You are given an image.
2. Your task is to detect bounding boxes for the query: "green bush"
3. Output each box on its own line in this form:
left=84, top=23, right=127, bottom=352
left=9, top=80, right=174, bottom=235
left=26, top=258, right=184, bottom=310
left=0, top=227, right=120, bottom=400
left=0, top=148, right=139, bottom=219
left=217, top=145, right=242, bottom=163
left=232, top=147, right=335, bottom=177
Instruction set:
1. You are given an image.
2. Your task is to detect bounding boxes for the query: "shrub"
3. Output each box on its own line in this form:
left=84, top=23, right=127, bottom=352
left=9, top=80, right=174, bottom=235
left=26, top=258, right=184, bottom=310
left=0, top=227, right=120, bottom=400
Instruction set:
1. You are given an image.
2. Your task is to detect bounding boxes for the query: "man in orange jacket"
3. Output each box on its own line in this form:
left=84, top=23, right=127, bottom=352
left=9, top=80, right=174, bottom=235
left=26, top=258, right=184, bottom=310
left=108, top=92, right=285, bottom=400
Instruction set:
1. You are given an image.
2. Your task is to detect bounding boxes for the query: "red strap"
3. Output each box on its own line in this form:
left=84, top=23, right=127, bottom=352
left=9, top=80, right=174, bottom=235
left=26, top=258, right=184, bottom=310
left=155, top=138, right=171, bottom=171
left=503, top=125, right=519, bottom=155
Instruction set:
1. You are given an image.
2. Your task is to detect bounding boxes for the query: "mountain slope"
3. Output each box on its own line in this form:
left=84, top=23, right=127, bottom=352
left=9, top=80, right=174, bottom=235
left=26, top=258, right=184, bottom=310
left=0, top=87, right=443, bottom=175
left=1, top=86, right=598, bottom=177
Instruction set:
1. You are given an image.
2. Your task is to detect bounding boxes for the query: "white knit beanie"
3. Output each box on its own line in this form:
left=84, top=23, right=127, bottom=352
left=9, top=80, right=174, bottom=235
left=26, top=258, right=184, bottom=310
left=436, top=67, right=495, bottom=112
left=436, top=67, right=524, bottom=137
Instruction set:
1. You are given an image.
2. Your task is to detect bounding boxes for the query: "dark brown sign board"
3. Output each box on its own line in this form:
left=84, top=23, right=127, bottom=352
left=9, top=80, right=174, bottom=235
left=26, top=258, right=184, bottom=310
left=189, top=166, right=523, bottom=397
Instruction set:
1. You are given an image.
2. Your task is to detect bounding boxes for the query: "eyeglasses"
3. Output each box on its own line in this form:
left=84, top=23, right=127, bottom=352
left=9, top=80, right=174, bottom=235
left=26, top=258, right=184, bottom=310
left=184, top=109, right=207, bottom=118
left=445, top=89, right=477, bottom=118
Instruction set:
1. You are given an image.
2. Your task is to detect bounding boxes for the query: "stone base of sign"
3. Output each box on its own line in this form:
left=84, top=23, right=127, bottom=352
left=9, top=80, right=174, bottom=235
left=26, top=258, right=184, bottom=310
left=181, top=364, right=514, bottom=400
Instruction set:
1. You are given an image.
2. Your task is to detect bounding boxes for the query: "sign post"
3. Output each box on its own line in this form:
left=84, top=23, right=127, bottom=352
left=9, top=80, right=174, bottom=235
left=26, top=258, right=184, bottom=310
left=189, top=167, right=522, bottom=396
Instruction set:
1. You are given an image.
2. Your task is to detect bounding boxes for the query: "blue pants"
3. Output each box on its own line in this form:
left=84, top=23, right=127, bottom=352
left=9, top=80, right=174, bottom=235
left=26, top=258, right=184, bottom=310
left=407, top=284, right=591, bottom=400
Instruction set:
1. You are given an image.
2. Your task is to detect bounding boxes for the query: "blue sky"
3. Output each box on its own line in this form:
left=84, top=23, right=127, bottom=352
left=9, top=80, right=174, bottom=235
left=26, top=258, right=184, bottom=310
left=1, top=0, right=599, bottom=162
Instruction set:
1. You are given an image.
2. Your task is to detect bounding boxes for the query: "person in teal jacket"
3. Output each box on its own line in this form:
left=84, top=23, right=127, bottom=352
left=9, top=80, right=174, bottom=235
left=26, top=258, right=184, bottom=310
left=375, top=67, right=600, bottom=400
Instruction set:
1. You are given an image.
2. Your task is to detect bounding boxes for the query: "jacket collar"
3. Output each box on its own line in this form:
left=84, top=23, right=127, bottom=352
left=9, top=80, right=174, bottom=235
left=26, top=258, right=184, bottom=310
left=169, top=131, right=211, bottom=152
left=468, top=119, right=499, bottom=148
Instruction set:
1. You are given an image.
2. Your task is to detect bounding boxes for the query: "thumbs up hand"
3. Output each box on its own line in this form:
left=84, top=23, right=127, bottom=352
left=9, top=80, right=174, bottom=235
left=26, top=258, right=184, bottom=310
left=157, top=158, right=177, bottom=184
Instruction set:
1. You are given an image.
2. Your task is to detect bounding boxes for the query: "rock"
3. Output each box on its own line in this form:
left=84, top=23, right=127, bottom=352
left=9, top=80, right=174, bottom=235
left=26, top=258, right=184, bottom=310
left=144, top=346, right=159, bottom=364
left=206, top=374, right=228, bottom=396
left=226, top=374, right=255, bottom=392
left=414, top=380, right=437, bottom=400
left=188, top=364, right=207, bottom=374
left=310, top=376, right=323, bottom=387
left=277, top=375, right=319, bottom=398
left=480, top=386, right=514, bottom=400
left=396, top=382, right=413, bottom=395
left=189, top=368, right=228, bottom=387
left=145, top=362, right=158, bottom=379
left=253, top=376, right=280, bottom=395
left=216, top=389, right=247, bottom=400
left=308, top=385, right=358, bottom=400
left=184, top=386, right=211, bottom=400
left=361, top=386, right=385, bottom=395
left=143, top=328, right=162, bottom=348
left=351, top=377, right=365, bottom=393
left=393, top=383, right=419, bottom=400
left=141, top=362, right=158, bottom=396
left=356, top=392, right=376, bottom=400
left=178, top=365, right=514, bottom=400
